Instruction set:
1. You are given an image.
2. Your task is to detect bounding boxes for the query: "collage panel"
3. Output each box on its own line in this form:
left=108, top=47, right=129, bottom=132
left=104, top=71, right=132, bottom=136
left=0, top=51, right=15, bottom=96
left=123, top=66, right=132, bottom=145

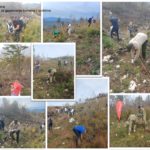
left=0, top=97, right=45, bottom=148
left=0, top=1, right=41, bottom=42
left=47, top=77, right=108, bottom=148
left=110, top=94, right=150, bottom=147
left=0, top=44, right=31, bottom=96
left=102, top=2, right=150, bottom=93
left=32, top=43, right=75, bottom=100
left=43, top=2, right=100, bottom=75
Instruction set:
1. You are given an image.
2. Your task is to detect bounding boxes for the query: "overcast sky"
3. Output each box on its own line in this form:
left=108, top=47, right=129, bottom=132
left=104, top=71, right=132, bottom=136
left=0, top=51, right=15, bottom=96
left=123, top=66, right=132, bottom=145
left=47, top=78, right=108, bottom=106
left=0, top=97, right=45, bottom=109
left=43, top=2, right=100, bottom=19
left=34, top=44, right=75, bottom=58
left=0, top=44, right=31, bottom=56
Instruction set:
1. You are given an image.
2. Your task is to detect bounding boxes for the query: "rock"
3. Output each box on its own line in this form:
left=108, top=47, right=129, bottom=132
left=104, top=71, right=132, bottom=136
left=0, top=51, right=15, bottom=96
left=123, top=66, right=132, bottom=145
left=128, top=80, right=137, bottom=92
left=54, top=127, right=61, bottom=130
left=121, top=74, right=128, bottom=80
left=86, top=58, right=92, bottom=63
left=109, top=59, right=114, bottom=63
left=62, top=142, right=65, bottom=145
left=103, top=55, right=111, bottom=62
left=143, top=80, right=147, bottom=84
left=116, top=65, right=120, bottom=69
left=64, top=89, right=69, bottom=92
left=69, top=118, right=75, bottom=123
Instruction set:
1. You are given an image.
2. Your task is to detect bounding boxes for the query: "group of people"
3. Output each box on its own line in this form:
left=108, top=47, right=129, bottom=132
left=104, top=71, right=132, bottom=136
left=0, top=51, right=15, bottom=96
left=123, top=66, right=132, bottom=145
left=47, top=110, right=86, bottom=147
left=0, top=117, right=21, bottom=144
left=109, top=11, right=148, bottom=65
left=6, top=15, right=30, bottom=42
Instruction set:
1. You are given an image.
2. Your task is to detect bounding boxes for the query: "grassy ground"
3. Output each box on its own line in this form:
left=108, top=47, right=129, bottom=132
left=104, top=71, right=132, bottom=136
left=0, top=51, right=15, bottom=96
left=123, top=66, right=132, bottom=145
left=0, top=57, right=31, bottom=96
left=0, top=111, right=45, bottom=148
left=33, top=58, right=74, bottom=99
left=44, top=21, right=100, bottom=75
left=0, top=15, right=41, bottom=42
left=110, top=97, right=150, bottom=147
left=48, top=96, right=107, bottom=148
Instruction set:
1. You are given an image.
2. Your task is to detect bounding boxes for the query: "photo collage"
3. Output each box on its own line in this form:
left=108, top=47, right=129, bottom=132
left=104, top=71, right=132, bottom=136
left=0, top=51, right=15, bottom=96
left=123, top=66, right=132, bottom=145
left=0, top=0, right=150, bottom=149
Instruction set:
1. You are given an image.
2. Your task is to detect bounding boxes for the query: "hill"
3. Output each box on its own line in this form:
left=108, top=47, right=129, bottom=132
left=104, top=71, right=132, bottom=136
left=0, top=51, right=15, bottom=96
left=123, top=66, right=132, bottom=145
left=48, top=96, right=107, bottom=148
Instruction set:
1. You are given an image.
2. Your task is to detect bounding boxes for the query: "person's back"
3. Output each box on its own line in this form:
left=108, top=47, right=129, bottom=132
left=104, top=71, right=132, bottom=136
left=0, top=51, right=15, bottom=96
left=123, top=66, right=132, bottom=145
left=73, top=125, right=86, bottom=134
left=129, top=33, right=147, bottom=49
left=110, top=16, right=119, bottom=29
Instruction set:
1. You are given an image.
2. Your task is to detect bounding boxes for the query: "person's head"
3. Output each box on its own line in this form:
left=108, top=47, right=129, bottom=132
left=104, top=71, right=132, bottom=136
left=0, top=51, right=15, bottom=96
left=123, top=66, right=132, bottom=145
left=127, top=43, right=134, bottom=52
left=14, top=120, right=18, bottom=124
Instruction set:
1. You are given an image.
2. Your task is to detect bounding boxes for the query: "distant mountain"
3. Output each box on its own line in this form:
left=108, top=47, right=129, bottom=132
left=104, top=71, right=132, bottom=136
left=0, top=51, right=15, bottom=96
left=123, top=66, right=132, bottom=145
left=43, top=17, right=78, bottom=27
left=27, top=107, right=45, bottom=113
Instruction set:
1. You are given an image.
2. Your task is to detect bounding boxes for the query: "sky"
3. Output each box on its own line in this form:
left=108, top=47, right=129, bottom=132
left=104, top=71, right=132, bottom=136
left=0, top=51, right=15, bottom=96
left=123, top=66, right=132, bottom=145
left=34, top=44, right=75, bottom=58
left=43, top=2, right=100, bottom=19
left=47, top=101, right=75, bottom=107
left=76, top=78, right=108, bottom=101
left=47, top=78, right=108, bottom=106
left=110, top=94, right=149, bottom=102
left=0, top=97, right=45, bottom=110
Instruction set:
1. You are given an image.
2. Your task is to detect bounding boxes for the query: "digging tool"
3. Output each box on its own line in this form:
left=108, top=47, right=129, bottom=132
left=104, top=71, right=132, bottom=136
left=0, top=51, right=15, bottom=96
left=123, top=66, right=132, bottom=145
left=139, top=56, right=150, bottom=77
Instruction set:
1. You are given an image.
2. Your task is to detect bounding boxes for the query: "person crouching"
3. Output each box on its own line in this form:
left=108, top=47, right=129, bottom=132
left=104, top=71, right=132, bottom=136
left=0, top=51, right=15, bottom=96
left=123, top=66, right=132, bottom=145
left=127, top=32, right=148, bottom=64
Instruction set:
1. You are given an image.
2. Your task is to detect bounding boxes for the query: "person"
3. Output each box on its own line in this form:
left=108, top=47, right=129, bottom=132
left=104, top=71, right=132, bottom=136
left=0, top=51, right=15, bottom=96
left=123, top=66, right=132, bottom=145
left=88, top=17, right=93, bottom=27
left=48, top=116, right=53, bottom=131
left=137, top=105, right=147, bottom=125
left=58, top=59, right=61, bottom=68
left=127, top=32, right=148, bottom=64
left=34, top=60, right=40, bottom=73
left=47, top=68, right=57, bottom=83
left=72, top=125, right=86, bottom=147
left=128, top=21, right=138, bottom=38
left=109, top=11, right=120, bottom=41
left=11, top=80, right=23, bottom=96
left=12, top=19, right=23, bottom=42
left=9, top=120, right=20, bottom=144
left=67, top=24, right=72, bottom=36
left=64, top=60, right=68, bottom=66
left=0, top=115, right=5, bottom=130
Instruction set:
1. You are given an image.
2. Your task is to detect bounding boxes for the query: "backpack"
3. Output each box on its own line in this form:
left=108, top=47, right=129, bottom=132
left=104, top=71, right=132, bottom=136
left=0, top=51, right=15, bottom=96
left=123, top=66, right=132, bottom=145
left=7, top=22, right=14, bottom=33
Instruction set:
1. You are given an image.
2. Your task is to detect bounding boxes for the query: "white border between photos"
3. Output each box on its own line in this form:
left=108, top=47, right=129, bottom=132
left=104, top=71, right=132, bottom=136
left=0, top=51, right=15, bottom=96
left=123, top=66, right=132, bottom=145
left=31, top=43, right=76, bottom=102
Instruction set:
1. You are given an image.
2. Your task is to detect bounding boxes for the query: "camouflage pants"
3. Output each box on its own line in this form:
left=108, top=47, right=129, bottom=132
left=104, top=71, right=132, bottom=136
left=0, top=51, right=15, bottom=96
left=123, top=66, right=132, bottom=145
left=14, top=31, right=20, bottom=42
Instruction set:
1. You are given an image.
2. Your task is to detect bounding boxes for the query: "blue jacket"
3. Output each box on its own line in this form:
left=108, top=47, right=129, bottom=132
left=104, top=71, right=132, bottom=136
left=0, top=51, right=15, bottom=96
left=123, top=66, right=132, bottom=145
left=109, top=16, right=119, bottom=30
left=73, top=125, right=86, bottom=134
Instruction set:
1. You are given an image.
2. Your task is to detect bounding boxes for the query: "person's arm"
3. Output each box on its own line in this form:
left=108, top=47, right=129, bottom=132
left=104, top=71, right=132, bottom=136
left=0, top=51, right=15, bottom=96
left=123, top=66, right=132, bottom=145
left=133, top=47, right=140, bottom=63
left=14, top=25, right=20, bottom=30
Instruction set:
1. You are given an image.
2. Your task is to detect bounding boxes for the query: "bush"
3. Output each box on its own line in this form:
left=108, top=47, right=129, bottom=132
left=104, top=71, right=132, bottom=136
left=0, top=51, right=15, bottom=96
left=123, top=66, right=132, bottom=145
left=103, top=34, right=114, bottom=49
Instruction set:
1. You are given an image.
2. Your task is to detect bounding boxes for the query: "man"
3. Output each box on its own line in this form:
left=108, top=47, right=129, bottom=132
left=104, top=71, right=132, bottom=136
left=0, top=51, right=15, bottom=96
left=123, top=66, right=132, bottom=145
left=9, top=120, right=21, bottom=144
left=127, top=32, right=148, bottom=64
left=137, top=105, right=147, bottom=125
left=48, top=116, right=53, bottom=131
left=73, top=125, right=86, bottom=147
left=12, top=19, right=23, bottom=42
left=67, top=24, right=72, bottom=36
left=34, top=60, right=40, bottom=73
left=11, top=80, right=23, bottom=96
left=0, top=115, right=5, bottom=130
left=128, top=21, right=138, bottom=38
left=47, top=68, right=57, bottom=83
left=109, top=11, right=120, bottom=41
left=88, top=17, right=93, bottom=27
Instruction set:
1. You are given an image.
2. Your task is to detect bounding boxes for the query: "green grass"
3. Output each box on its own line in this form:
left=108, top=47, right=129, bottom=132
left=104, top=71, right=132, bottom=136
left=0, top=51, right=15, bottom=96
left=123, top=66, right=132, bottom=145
left=44, top=21, right=100, bottom=75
